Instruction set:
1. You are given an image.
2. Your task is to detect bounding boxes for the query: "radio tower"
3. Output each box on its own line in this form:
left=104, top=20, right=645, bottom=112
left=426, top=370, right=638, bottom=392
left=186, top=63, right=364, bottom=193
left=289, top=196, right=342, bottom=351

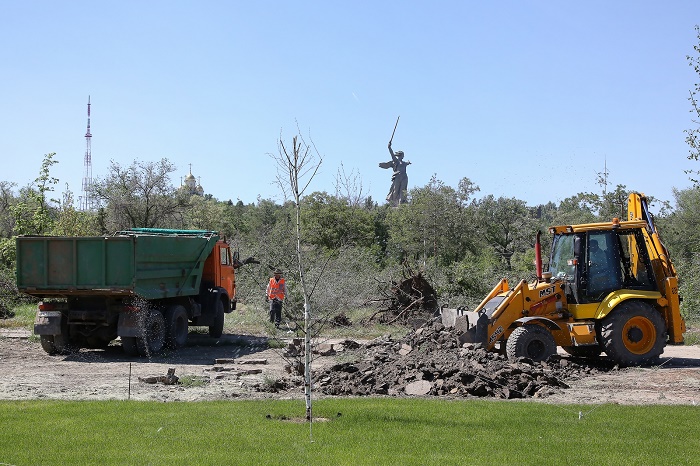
left=81, top=96, right=93, bottom=210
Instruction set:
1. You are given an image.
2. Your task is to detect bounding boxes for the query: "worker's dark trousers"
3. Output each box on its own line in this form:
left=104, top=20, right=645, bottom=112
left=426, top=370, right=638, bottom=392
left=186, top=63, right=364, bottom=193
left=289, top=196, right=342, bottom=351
left=269, top=299, right=282, bottom=326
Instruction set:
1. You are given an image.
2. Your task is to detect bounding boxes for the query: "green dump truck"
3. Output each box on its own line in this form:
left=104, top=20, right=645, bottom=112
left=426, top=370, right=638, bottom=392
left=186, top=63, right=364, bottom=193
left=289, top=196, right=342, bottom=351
left=16, top=228, right=245, bottom=356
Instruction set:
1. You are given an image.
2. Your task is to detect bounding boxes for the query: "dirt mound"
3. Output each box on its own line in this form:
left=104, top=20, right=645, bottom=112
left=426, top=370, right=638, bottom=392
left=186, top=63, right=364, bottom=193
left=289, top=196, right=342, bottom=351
left=314, top=318, right=609, bottom=399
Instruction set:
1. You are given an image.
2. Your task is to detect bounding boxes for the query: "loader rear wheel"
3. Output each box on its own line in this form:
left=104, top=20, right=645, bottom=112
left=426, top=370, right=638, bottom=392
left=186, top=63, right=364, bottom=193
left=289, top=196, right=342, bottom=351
left=506, top=325, right=556, bottom=362
left=209, top=300, right=225, bottom=338
left=136, top=310, right=166, bottom=357
left=600, top=300, right=666, bottom=366
left=164, top=305, right=189, bottom=349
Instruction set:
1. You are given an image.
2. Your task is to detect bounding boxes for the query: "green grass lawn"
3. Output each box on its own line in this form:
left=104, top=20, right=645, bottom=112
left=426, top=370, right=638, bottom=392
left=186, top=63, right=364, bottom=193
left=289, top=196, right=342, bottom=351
left=0, top=398, right=698, bottom=465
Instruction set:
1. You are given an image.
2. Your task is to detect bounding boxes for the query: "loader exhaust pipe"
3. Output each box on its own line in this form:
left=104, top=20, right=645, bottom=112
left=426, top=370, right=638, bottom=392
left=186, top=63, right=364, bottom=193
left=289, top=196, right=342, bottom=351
left=535, top=230, right=542, bottom=280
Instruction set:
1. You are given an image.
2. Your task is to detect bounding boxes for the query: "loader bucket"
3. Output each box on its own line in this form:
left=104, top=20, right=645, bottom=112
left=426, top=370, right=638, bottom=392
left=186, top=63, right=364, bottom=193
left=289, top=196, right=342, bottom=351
left=441, top=308, right=489, bottom=347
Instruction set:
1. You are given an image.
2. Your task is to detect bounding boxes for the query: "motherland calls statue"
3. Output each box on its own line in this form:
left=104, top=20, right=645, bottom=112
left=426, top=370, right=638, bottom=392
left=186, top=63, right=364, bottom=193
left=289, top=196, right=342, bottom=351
left=378, top=116, right=410, bottom=206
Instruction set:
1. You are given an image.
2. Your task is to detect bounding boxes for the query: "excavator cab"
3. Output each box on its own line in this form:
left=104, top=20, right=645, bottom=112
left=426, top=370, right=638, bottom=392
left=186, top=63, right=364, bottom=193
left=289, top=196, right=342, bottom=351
left=550, top=227, right=658, bottom=305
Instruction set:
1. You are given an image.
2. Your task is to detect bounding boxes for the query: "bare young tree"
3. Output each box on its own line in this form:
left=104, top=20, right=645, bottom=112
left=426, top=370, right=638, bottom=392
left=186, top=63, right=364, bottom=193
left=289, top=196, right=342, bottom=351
left=334, top=162, right=367, bottom=207
left=270, top=127, right=322, bottom=422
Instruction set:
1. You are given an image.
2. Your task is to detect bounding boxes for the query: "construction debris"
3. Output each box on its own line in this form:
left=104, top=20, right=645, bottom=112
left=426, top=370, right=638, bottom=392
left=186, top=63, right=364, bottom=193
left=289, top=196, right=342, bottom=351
left=139, top=368, right=179, bottom=385
left=213, top=358, right=268, bottom=365
left=313, top=318, right=607, bottom=399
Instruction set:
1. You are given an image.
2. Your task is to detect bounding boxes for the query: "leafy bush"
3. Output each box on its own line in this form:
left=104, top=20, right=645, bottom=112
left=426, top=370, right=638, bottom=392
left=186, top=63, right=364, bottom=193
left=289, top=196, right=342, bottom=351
left=0, top=267, right=36, bottom=320
left=676, top=253, right=700, bottom=324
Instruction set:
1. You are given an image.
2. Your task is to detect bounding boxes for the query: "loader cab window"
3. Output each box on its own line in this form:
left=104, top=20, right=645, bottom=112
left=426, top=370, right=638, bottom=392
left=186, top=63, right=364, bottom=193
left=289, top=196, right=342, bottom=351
left=586, top=232, right=620, bottom=299
left=618, top=229, right=656, bottom=290
left=549, top=233, right=584, bottom=303
left=549, top=234, right=576, bottom=281
left=584, top=229, right=656, bottom=301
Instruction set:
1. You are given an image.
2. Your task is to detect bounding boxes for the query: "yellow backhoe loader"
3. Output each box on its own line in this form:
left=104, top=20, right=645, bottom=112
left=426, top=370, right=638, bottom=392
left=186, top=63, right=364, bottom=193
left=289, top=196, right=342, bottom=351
left=442, top=192, right=685, bottom=366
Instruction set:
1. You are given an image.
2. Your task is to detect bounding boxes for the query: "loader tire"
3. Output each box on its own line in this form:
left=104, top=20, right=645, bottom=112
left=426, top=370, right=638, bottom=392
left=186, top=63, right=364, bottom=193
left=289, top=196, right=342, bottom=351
left=136, top=310, right=166, bottom=357
left=599, top=300, right=666, bottom=366
left=164, top=305, right=189, bottom=349
left=209, top=299, right=225, bottom=338
left=506, top=325, right=556, bottom=362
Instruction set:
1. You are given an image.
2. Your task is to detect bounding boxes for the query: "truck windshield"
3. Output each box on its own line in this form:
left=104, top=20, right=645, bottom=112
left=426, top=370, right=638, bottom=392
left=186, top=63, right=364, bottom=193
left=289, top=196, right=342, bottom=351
left=549, top=234, right=576, bottom=281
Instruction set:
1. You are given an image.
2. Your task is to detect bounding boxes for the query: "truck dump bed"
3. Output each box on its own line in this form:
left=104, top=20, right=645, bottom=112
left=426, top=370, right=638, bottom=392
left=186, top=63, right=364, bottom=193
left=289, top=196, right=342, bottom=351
left=16, top=229, right=219, bottom=300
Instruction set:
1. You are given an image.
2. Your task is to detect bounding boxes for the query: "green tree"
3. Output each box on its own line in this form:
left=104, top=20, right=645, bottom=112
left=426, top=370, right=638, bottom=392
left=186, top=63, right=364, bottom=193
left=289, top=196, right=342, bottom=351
left=90, top=158, right=187, bottom=230
left=301, top=191, right=375, bottom=250
left=183, top=195, right=228, bottom=232
left=11, top=153, right=59, bottom=235
left=50, top=187, right=100, bottom=236
left=474, top=195, right=537, bottom=270
left=384, top=176, right=480, bottom=266
left=660, top=186, right=700, bottom=261
left=685, top=25, right=700, bottom=184
left=552, top=195, right=597, bottom=226
left=658, top=187, right=700, bottom=321
left=0, top=181, right=17, bottom=238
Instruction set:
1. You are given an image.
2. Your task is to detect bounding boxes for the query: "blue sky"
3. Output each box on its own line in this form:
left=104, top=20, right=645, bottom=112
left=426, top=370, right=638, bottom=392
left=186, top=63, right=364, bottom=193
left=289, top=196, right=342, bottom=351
left=1, top=1, right=699, bottom=209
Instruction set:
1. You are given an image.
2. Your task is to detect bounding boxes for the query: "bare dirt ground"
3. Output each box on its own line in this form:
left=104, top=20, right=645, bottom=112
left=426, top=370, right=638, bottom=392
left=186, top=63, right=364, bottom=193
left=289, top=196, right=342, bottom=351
left=0, top=329, right=699, bottom=405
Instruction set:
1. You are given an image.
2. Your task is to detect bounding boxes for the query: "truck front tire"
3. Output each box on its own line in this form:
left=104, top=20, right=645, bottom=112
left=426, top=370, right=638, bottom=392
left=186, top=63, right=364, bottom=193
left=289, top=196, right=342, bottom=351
left=209, top=300, right=225, bottom=338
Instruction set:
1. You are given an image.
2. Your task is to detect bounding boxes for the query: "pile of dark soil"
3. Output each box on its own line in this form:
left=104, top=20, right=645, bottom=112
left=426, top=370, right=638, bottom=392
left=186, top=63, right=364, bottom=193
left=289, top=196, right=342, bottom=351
left=314, top=318, right=610, bottom=399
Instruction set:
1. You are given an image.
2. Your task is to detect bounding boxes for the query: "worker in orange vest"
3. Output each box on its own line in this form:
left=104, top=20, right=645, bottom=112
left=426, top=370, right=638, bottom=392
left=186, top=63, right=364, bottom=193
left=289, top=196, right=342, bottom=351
left=266, top=268, right=286, bottom=328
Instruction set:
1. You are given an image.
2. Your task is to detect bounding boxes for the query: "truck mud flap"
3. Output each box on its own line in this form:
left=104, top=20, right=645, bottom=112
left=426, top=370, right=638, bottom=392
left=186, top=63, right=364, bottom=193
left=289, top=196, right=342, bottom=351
left=441, top=308, right=489, bottom=346
left=34, top=311, right=63, bottom=335
left=118, top=311, right=143, bottom=337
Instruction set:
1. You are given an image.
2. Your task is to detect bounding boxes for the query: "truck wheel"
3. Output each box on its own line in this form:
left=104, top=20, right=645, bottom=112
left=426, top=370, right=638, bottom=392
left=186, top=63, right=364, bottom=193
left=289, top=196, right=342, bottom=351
left=40, top=335, right=58, bottom=355
left=209, top=300, right=225, bottom=338
left=600, top=300, right=666, bottom=366
left=39, top=313, right=73, bottom=355
left=122, top=336, right=139, bottom=356
left=51, top=326, right=73, bottom=354
left=506, top=325, right=556, bottom=362
left=165, top=305, right=189, bottom=349
left=136, top=310, right=166, bottom=356
left=561, top=345, right=602, bottom=358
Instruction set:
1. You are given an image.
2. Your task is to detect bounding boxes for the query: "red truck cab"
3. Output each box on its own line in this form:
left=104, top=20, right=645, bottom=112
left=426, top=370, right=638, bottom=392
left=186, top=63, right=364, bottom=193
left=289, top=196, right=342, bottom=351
left=202, top=240, right=237, bottom=311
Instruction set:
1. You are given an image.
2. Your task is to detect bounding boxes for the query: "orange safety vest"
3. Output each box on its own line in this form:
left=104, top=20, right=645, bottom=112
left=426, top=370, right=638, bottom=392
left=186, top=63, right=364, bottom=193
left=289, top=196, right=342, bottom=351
left=267, top=277, right=286, bottom=301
